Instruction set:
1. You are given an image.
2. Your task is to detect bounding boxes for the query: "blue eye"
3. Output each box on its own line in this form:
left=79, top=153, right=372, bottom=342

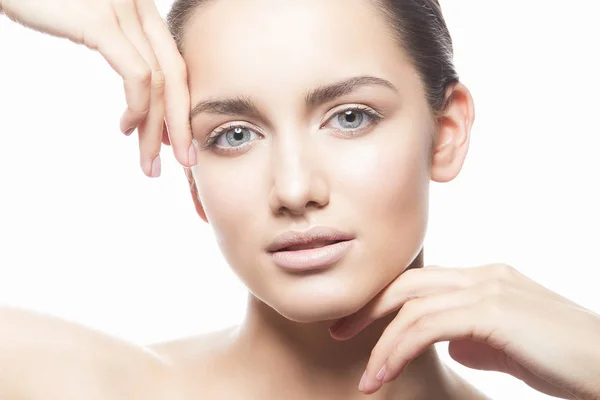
left=328, top=106, right=383, bottom=133
left=208, top=125, right=260, bottom=151
left=220, top=127, right=254, bottom=147
left=203, top=105, right=383, bottom=153
left=337, top=109, right=364, bottom=129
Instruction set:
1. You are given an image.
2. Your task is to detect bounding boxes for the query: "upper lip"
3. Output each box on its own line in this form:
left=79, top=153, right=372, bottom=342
left=266, top=226, right=355, bottom=252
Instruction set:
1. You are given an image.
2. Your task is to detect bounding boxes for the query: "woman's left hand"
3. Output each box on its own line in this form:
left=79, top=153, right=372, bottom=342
left=328, top=263, right=600, bottom=399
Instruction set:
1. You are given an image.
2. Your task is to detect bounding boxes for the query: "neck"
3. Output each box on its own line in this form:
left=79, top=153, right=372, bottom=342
left=231, top=256, right=457, bottom=399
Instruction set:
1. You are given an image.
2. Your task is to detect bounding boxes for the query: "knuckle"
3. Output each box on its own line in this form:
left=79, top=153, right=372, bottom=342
left=400, top=298, right=419, bottom=316
left=133, top=65, right=153, bottom=86
left=127, top=103, right=150, bottom=118
left=391, top=339, right=404, bottom=359
left=389, top=347, right=402, bottom=364
left=491, top=263, right=517, bottom=280
left=399, top=268, right=419, bottom=285
left=151, top=69, right=166, bottom=91
left=411, top=315, right=431, bottom=334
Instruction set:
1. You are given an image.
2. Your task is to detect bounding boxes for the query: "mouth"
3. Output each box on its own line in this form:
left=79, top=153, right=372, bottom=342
left=270, top=239, right=355, bottom=271
left=267, top=226, right=355, bottom=271
left=266, top=226, right=355, bottom=253
left=268, top=228, right=356, bottom=273
left=278, top=240, right=345, bottom=252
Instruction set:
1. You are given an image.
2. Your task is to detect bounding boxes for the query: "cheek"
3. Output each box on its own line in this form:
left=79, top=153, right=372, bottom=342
left=194, top=158, right=268, bottom=263
left=334, top=121, right=430, bottom=272
left=336, top=121, right=430, bottom=216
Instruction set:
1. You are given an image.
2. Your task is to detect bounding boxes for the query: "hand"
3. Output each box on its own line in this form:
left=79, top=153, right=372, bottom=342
left=329, top=263, right=600, bottom=400
left=1, top=0, right=196, bottom=177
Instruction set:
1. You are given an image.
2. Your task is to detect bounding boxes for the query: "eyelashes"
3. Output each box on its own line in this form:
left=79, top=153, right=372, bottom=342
left=201, top=104, right=384, bottom=154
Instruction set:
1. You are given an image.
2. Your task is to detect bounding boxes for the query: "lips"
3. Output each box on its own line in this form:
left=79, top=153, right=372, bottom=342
left=266, top=226, right=354, bottom=253
left=281, top=240, right=341, bottom=251
left=266, top=226, right=355, bottom=271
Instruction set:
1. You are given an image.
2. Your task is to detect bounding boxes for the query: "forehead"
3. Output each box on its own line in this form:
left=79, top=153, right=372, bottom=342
left=182, top=0, right=416, bottom=102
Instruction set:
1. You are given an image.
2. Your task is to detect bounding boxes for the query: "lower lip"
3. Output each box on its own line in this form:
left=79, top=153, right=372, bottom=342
left=270, top=240, right=355, bottom=271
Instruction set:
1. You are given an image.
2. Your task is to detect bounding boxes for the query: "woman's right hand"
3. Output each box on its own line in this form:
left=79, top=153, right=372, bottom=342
left=0, top=0, right=196, bottom=177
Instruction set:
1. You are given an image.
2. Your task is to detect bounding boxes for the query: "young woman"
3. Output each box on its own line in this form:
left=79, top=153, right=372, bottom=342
left=1, top=0, right=599, bottom=399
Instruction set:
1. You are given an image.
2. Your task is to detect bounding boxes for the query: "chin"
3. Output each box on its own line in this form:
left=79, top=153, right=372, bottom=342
left=263, top=279, right=376, bottom=323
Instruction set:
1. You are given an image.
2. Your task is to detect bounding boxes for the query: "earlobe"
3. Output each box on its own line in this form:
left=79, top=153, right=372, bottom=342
left=430, top=82, right=475, bottom=183
left=184, top=167, right=209, bottom=223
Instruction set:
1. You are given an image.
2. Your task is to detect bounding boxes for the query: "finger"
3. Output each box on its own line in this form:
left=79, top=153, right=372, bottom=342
left=331, top=264, right=535, bottom=339
left=330, top=266, right=470, bottom=339
left=161, top=122, right=171, bottom=146
left=358, top=287, right=485, bottom=394
left=381, top=305, right=493, bottom=386
left=136, top=0, right=195, bottom=167
left=112, top=0, right=165, bottom=177
left=360, top=306, right=490, bottom=394
left=93, top=20, right=152, bottom=140
left=136, top=68, right=165, bottom=177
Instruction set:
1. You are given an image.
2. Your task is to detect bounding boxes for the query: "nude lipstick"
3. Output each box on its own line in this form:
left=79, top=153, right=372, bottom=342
left=267, top=226, right=355, bottom=271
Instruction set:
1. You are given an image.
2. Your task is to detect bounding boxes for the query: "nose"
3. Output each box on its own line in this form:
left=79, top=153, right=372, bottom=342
left=268, top=136, right=330, bottom=216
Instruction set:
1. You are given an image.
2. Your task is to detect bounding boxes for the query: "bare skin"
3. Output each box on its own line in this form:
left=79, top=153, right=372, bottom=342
left=0, top=307, right=175, bottom=399
left=0, top=305, right=489, bottom=399
left=5, top=0, right=596, bottom=399
left=148, top=303, right=492, bottom=400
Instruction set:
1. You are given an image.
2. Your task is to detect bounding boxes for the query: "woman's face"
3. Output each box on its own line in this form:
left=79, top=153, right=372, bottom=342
left=182, top=0, right=451, bottom=322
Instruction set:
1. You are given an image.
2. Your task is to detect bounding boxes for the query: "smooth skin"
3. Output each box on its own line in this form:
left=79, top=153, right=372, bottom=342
left=0, top=307, right=181, bottom=399
left=331, top=263, right=600, bottom=398
left=1, top=1, right=600, bottom=399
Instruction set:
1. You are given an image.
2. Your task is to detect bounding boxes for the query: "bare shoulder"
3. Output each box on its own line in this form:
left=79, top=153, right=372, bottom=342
left=0, top=306, right=177, bottom=399
left=148, top=324, right=240, bottom=368
left=148, top=325, right=241, bottom=398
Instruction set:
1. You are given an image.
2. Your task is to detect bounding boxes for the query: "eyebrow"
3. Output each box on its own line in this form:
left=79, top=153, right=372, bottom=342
left=189, top=75, right=398, bottom=121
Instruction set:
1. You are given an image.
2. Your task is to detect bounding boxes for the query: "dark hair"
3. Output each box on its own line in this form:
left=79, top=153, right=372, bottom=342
left=167, top=0, right=459, bottom=122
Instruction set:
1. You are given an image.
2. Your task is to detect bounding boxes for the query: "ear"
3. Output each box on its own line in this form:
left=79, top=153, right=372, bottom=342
left=183, top=167, right=208, bottom=223
left=430, top=81, right=475, bottom=183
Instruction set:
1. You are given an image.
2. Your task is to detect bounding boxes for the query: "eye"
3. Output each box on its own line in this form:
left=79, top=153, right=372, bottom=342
left=324, top=105, right=383, bottom=134
left=206, top=124, right=262, bottom=152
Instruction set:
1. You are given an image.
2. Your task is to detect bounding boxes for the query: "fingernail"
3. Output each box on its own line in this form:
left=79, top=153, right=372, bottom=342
left=123, top=126, right=135, bottom=136
left=151, top=155, right=161, bottom=177
left=376, top=364, right=387, bottom=381
left=188, top=142, right=197, bottom=166
left=358, top=370, right=367, bottom=392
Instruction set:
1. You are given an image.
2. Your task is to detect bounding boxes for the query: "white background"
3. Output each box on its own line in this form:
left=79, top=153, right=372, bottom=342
left=1, top=1, right=599, bottom=398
